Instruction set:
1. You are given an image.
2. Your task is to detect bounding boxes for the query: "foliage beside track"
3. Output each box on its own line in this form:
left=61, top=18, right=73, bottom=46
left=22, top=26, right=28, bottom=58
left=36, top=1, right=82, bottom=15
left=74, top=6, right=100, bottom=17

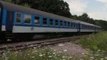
left=78, top=31, right=107, bottom=60
left=79, top=32, right=107, bottom=51
left=0, top=48, right=73, bottom=60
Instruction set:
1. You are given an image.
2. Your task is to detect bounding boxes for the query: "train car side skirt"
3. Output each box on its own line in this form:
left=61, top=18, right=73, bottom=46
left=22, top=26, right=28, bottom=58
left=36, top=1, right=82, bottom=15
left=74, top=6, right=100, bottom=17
left=12, top=26, right=78, bottom=33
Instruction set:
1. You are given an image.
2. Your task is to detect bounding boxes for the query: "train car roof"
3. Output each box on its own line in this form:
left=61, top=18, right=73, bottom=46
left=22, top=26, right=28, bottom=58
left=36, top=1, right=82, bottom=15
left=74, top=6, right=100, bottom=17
left=0, top=1, right=100, bottom=28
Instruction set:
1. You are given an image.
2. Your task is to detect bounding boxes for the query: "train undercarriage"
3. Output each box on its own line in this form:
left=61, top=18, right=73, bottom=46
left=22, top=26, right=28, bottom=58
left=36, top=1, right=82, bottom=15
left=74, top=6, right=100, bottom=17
left=0, top=30, right=94, bottom=43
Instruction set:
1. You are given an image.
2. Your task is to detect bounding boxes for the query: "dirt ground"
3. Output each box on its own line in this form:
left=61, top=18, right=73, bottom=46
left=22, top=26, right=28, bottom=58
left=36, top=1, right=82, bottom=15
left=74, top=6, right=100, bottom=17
left=49, top=42, right=88, bottom=57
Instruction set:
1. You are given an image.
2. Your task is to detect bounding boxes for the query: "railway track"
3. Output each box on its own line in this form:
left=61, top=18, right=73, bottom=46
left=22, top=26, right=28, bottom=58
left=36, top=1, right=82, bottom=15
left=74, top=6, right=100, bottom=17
left=0, top=35, right=83, bottom=53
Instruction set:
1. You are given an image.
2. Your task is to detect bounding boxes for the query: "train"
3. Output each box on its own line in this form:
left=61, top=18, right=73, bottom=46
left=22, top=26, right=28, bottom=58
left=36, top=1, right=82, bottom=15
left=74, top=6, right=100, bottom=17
left=0, top=1, right=101, bottom=42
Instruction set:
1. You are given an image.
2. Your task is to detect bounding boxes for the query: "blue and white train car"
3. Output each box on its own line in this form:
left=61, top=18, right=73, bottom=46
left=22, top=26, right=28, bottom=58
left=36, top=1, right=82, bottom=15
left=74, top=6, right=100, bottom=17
left=79, top=21, right=100, bottom=32
left=0, top=1, right=100, bottom=41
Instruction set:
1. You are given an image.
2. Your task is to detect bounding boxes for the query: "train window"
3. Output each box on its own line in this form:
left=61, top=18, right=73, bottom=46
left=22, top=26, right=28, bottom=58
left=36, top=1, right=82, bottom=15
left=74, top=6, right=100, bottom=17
left=55, top=20, right=58, bottom=25
left=34, top=16, right=40, bottom=24
left=71, top=22, right=73, bottom=27
left=60, top=21, right=63, bottom=26
left=24, top=14, right=32, bottom=24
left=83, top=25, right=85, bottom=29
left=82, top=25, right=83, bottom=28
left=64, top=21, right=67, bottom=26
left=84, top=25, right=85, bottom=29
left=74, top=24, right=77, bottom=28
left=73, top=24, right=75, bottom=28
left=43, top=18, right=47, bottom=24
left=50, top=19, right=53, bottom=25
left=86, top=25, right=88, bottom=29
left=73, top=23, right=76, bottom=28
left=16, top=12, right=22, bottom=23
left=68, top=22, right=70, bottom=26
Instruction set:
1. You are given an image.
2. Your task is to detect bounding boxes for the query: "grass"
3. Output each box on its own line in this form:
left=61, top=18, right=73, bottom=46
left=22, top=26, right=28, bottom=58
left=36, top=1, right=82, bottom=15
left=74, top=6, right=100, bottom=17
left=79, top=31, right=107, bottom=51
left=0, top=48, right=72, bottom=60
left=78, top=31, right=107, bottom=60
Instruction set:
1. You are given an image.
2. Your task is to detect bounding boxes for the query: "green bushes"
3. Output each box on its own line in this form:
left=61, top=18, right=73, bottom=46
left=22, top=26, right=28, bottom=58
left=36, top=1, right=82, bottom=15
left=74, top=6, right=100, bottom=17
left=78, top=32, right=107, bottom=60
left=79, top=32, right=107, bottom=51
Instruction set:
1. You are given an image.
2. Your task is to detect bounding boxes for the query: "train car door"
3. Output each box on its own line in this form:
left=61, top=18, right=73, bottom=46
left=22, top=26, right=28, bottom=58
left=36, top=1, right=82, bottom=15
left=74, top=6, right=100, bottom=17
left=6, top=11, right=14, bottom=32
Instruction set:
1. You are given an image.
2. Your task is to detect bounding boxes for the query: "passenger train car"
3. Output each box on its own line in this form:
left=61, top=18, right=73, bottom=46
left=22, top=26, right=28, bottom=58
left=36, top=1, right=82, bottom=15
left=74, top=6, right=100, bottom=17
left=0, top=1, right=100, bottom=41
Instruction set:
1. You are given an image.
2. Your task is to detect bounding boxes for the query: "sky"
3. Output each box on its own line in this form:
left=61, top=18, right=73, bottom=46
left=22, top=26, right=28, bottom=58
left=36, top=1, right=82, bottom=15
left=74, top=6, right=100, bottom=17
left=64, top=0, right=107, bottom=20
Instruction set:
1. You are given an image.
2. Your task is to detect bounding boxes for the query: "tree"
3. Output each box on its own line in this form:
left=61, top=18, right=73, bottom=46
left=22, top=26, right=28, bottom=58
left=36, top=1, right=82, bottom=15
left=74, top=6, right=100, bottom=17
left=78, top=13, right=89, bottom=21
left=77, top=13, right=95, bottom=24
left=95, top=20, right=107, bottom=30
left=32, top=0, right=71, bottom=17
left=4, top=0, right=12, bottom=3
left=10, top=0, right=72, bottom=17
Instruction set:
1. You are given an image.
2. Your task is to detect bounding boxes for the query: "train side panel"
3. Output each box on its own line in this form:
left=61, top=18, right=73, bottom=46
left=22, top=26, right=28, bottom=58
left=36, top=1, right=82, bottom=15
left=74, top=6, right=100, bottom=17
left=13, top=26, right=78, bottom=33
left=12, top=11, right=78, bottom=33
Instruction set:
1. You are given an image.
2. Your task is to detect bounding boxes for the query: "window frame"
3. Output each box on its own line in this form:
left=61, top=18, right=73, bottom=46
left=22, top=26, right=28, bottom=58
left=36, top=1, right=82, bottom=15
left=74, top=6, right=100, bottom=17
left=68, top=22, right=70, bottom=27
left=43, top=17, right=47, bottom=25
left=73, top=23, right=76, bottom=29
left=64, top=21, right=67, bottom=27
left=49, top=19, right=54, bottom=26
left=55, top=19, right=59, bottom=26
left=34, top=16, right=40, bottom=25
left=60, top=20, right=63, bottom=27
left=23, top=14, right=32, bottom=24
left=15, top=12, right=23, bottom=24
